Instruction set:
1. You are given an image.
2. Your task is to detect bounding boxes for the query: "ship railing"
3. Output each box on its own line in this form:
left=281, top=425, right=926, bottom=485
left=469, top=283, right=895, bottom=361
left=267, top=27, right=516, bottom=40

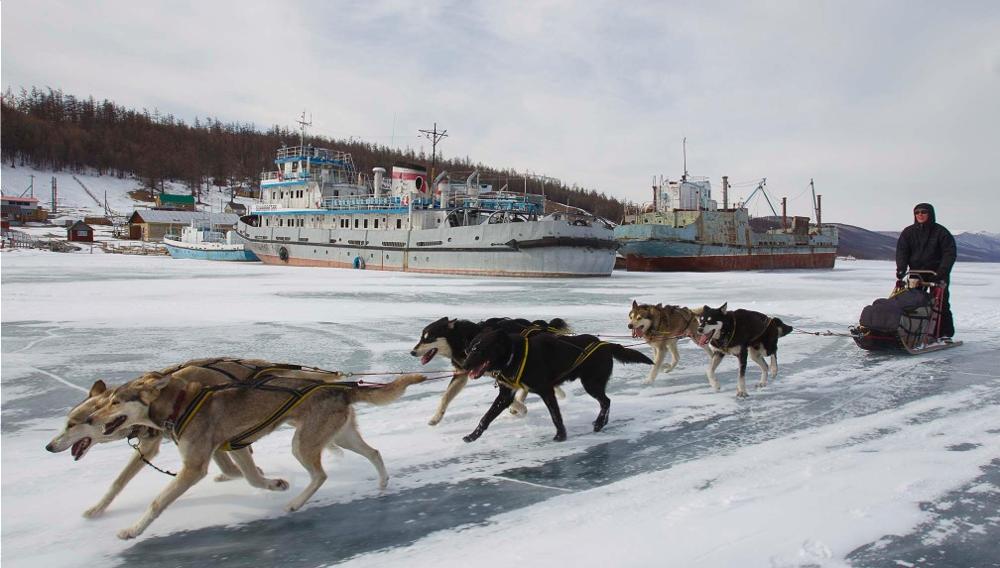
left=261, top=170, right=311, bottom=183
left=251, top=202, right=283, bottom=212
left=276, top=146, right=357, bottom=170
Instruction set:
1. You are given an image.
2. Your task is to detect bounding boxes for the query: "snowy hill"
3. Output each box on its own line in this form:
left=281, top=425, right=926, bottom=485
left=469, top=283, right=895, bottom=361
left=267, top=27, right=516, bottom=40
left=1, top=165, right=253, bottom=224
left=832, top=223, right=1000, bottom=263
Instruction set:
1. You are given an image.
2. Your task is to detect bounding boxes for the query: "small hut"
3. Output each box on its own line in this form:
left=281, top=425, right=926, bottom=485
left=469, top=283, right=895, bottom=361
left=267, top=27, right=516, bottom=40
left=67, top=220, right=94, bottom=242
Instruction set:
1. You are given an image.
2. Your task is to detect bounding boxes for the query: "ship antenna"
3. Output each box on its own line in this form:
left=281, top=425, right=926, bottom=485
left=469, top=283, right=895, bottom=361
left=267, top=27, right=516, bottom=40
left=297, top=111, right=312, bottom=148
left=682, top=137, right=688, bottom=182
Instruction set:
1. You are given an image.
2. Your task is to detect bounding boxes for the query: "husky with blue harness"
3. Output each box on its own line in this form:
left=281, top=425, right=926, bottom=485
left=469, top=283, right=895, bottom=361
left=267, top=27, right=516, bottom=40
left=46, top=358, right=426, bottom=540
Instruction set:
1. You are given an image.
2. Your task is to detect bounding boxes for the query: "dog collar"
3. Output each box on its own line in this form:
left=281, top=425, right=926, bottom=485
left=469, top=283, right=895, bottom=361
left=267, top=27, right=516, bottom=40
left=161, top=390, right=187, bottom=434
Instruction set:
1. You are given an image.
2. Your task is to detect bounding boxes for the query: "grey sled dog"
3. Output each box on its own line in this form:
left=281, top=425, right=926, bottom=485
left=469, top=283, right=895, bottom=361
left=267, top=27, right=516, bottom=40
left=46, top=358, right=426, bottom=539
left=627, top=301, right=712, bottom=384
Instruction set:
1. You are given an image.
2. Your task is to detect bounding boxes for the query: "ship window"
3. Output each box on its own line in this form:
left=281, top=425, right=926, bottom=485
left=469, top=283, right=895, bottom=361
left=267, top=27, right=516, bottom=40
left=354, top=219, right=359, bottom=228
left=396, top=219, right=402, bottom=229
left=364, top=219, right=369, bottom=229
left=374, top=219, right=379, bottom=229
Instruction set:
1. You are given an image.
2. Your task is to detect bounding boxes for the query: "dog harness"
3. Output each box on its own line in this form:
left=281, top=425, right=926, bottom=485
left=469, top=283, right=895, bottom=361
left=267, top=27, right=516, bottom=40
left=496, top=337, right=611, bottom=391
left=712, top=316, right=774, bottom=350
left=164, top=359, right=367, bottom=451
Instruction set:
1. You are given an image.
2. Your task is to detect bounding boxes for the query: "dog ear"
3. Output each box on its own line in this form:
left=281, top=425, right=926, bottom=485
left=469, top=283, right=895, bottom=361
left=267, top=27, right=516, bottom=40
left=88, top=380, right=107, bottom=397
left=719, top=302, right=728, bottom=313
left=448, top=318, right=456, bottom=329
left=138, top=375, right=174, bottom=405
left=632, top=300, right=638, bottom=309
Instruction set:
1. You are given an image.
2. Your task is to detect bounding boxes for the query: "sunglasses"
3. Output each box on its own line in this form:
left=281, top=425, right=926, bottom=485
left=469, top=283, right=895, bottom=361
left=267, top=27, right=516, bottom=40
left=914, top=209, right=930, bottom=215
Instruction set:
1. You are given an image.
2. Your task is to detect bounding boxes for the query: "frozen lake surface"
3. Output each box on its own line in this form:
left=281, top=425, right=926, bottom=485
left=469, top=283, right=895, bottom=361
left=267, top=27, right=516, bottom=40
left=2, top=251, right=999, bottom=567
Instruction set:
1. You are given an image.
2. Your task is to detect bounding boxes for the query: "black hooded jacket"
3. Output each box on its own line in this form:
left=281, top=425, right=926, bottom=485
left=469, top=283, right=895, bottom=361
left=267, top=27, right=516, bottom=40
left=895, top=203, right=957, bottom=279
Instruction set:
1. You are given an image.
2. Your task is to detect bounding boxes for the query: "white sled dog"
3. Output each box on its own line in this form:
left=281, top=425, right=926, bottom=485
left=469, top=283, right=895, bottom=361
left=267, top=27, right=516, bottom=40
left=46, top=358, right=425, bottom=539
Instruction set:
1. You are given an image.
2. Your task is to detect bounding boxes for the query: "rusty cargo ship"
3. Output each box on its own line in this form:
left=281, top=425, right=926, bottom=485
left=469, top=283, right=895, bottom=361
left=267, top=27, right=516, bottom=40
left=615, top=175, right=838, bottom=272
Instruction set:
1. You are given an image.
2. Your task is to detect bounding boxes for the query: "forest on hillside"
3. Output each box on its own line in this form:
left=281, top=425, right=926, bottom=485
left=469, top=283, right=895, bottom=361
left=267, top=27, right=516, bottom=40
left=1, top=88, right=626, bottom=219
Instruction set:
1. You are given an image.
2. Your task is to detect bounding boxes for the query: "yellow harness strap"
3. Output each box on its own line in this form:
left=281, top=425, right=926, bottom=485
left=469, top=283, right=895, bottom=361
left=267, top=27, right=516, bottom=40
left=499, top=339, right=610, bottom=390
left=171, top=364, right=352, bottom=450
left=499, top=336, right=531, bottom=390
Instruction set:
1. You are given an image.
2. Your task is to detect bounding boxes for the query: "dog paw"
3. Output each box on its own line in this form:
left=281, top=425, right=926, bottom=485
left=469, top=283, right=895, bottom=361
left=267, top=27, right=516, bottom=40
left=463, top=432, right=481, bottom=443
left=552, top=432, right=567, bottom=442
left=593, top=420, right=608, bottom=432
left=642, top=377, right=655, bottom=385
left=117, top=526, right=142, bottom=540
left=285, top=501, right=303, bottom=513
left=736, top=389, right=749, bottom=399
left=756, top=381, right=767, bottom=389
left=378, top=476, right=389, bottom=490
left=267, top=478, right=290, bottom=491
left=427, top=414, right=443, bottom=426
left=82, top=504, right=107, bottom=518
left=508, top=402, right=528, bottom=417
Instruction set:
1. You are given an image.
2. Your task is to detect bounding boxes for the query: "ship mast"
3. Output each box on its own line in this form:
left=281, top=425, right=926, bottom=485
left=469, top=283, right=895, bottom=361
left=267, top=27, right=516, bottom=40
left=296, top=111, right=312, bottom=148
left=682, top=137, right=688, bottom=182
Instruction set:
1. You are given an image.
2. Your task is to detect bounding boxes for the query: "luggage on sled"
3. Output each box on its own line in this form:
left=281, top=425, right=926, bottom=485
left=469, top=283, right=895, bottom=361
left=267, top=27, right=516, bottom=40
left=850, top=270, right=962, bottom=354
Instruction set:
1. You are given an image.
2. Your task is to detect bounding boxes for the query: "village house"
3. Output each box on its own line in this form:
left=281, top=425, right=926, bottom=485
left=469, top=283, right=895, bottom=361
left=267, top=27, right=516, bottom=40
left=1, top=195, right=49, bottom=227
left=154, top=193, right=196, bottom=210
left=127, top=210, right=240, bottom=241
left=67, top=220, right=94, bottom=242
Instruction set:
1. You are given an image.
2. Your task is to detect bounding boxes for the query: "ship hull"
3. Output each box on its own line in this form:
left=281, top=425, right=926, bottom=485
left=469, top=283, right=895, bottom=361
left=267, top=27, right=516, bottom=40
left=623, top=249, right=836, bottom=271
left=236, top=220, right=616, bottom=277
left=616, top=220, right=838, bottom=272
left=164, top=239, right=259, bottom=262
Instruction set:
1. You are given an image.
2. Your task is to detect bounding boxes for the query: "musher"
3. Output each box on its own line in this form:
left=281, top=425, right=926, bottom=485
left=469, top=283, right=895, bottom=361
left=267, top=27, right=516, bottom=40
left=895, top=203, right=957, bottom=341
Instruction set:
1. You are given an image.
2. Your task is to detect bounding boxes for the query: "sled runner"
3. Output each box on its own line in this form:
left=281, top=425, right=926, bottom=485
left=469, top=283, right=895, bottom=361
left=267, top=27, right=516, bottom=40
left=850, top=270, right=962, bottom=355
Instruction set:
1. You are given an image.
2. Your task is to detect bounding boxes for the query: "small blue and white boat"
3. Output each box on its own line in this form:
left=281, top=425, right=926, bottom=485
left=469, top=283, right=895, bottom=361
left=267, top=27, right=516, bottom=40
left=164, top=223, right=259, bottom=261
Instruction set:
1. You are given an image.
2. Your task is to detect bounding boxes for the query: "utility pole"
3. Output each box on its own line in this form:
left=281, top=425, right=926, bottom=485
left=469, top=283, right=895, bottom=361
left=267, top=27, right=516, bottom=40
left=51, top=177, right=57, bottom=214
left=418, top=122, right=448, bottom=185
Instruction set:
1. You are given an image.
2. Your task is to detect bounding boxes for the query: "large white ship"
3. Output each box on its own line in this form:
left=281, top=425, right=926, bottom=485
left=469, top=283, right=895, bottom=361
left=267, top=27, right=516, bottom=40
left=236, top=143, right=617, bottom=277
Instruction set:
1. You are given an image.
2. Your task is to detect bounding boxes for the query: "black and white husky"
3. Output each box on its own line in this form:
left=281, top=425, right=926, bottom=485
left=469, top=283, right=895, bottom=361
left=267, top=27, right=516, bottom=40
left=695, top=303, right=793, bottom=397
left=410, top=317, right=568, bottom=424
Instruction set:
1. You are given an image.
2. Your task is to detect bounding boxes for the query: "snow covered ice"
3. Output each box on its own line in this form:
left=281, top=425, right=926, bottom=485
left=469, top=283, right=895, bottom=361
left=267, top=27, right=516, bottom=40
left=2, top=251, right=999, bottom=567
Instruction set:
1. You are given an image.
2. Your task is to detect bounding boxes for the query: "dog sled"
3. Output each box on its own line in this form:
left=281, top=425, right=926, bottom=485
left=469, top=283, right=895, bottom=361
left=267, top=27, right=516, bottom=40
left=850, top=270, right=961, bottom=355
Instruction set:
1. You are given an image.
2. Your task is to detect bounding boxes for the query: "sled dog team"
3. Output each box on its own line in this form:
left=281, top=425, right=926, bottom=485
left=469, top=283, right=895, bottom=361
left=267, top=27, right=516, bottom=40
left=47, top=301, right=792, bottom=539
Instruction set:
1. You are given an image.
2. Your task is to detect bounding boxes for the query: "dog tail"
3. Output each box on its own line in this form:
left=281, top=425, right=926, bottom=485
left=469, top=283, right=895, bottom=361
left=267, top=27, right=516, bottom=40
left=349, top=374, right=427, bottom=406
left=609, top=344, right=655, bottom=365
left=773, top=318, right=793, bottom=337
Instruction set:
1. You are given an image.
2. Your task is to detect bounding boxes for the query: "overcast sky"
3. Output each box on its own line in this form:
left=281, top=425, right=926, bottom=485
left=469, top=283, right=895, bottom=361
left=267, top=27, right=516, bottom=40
left=3, top=1, right=999, bottom=231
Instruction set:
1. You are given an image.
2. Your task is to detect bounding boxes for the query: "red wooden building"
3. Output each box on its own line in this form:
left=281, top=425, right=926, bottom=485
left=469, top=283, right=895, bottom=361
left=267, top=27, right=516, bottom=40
left=67, top=220, right=94, bottom=242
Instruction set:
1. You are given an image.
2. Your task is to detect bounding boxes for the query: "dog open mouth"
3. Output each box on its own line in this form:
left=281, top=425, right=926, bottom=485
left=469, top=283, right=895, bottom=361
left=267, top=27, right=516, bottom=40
left=631, top=326, right=646, bottom=339
left=104, top=415, right=127, bottom=436
left=696, top=329, right=716, bottom=346
left=71, top=437, right=92, bottom=461
left=420, top=348, right=438, bottom=365
left=467, top=361, right=490, bottom=380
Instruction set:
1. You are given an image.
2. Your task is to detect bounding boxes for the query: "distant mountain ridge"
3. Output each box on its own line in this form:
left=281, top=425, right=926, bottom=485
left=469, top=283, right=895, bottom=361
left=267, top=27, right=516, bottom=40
left=831, top=223, right=1000, bottom=262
